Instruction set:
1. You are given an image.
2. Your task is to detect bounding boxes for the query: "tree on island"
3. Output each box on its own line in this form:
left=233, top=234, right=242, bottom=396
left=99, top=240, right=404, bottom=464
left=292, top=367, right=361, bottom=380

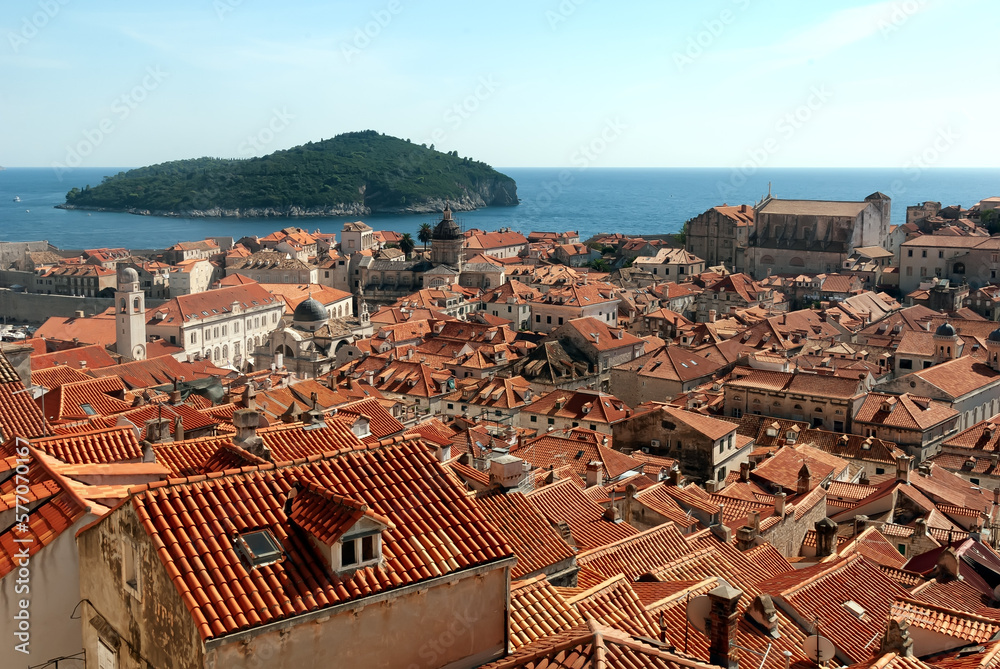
left=400, top=233, right=416, bottom=258
left=418, top=222, right=433, bottom=253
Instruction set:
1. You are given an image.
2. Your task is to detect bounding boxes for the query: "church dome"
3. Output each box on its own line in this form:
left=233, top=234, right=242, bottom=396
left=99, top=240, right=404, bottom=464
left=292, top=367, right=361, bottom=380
left=293, top=297, right=327, bottom=325
left=934, top=322, right=956, bottom=337
left=989, top=327, right=1000, bottom=343
left=432, top=206, right=462, bottom=241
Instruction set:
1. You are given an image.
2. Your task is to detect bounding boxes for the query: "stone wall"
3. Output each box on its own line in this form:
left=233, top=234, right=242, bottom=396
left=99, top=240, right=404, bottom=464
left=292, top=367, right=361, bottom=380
left=0, top=288, right=166, bottom=324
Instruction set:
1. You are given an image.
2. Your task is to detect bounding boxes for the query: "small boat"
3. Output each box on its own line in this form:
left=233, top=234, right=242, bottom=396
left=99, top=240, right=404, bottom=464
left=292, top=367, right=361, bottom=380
left=13, top=196, right=20, bottom=202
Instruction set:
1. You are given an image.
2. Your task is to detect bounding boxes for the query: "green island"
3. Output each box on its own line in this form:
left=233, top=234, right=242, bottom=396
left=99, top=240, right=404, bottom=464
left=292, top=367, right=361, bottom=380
left=57, top=130, right=518, bottom=217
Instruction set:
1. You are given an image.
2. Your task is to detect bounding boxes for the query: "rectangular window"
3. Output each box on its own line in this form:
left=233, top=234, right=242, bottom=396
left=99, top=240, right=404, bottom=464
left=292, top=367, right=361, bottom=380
left=341, top=539, right=357, bottom=566
left=922, top=250, right=927, bottom=258
left=122, top=540, right=140, bottom=598
left=447, top=403, right=454, bottom=410
left=97, top=640, right=117, bottom=669
left=907, top=249, right=913, bottom=257
left=190, top=333, right=197, bottom=343
left=536, top=315, right=541, bottom=323
left=938, top=251, right=944, bottom=259
left=906, top=267, right=912, bottom=276
left=530, top=416, right=537, bottom=422
left=361, top=535, right=375, bottom=562
left=547, top=418, right=555, bottom=425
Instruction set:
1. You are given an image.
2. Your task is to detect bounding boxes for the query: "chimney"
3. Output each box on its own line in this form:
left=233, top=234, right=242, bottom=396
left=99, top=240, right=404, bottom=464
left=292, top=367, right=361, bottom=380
left=739, top=462, right=751, bottom=482
left=774, top=491, right=786, bottom=517
left=854, top=514, right=869, bottom=536
left=232, top=408, right=263, bottom=450
left=797, top=462, right=812, bottom=495
left=815, top=518, right=837, bottom=557
left=173, top=415, right=185, bottom=442
left=585, top=461, right=604, bottom=488
left=936, top=547, right=961, bottom=580
left=144, top=416, right=173, bottom=444
left=242, top=384, right=257, bottom=411
left=667, top=464, right=681, bottom=486
left=709, top=309, right=717, bottom=323
left=914, top=517, right=928, bottom=537
left=706, top=479, right=722, bottom=493
left=707, top=582, right=743, bottom=669
left=746, top=594, right=780, bottom=638
left=436, top=442, right=452, bottom=464
left=896, top=455, right=912, bottom=484
left=603, top=489, right=621, bottom=523
left=878, top=618, right=914, bottom=659
left=282, top=484, right=299, bottom=516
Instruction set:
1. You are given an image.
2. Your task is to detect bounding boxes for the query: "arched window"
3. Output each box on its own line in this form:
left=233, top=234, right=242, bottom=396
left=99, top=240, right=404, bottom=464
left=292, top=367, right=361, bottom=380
left=222, top=345, right=228, bottom=361
left=277, top=344, right=294, bottom=358
left=120, top=298, right=127, bottom=314
left=790, top=257, right=805, bottom=267
left=133, top=297, right=140, bottom=311
left=954, top=262, right=966, bottom=274
left=761, top=255, right=775, bottom=265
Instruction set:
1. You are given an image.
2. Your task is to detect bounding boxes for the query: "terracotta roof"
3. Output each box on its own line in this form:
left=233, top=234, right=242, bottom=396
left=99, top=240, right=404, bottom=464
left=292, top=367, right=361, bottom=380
left=743, top=542, right=794, bottom=576
left=35, top=312, right=118, bottom=347
left=108, top=437, right=513, bottom=641
left=30, top=364, right=93, bottom=389
left=149, top=283, right=280, bottom=325
left=890, top=597, right=1000, bottom=643
left=30, top=344, right=117, bottom=371
left=523, top=389, right=631, bottom=425
left=565, top=575, right=661, bottom=640
left=0, top=356, right=47, bottom=439
left=575, top=523, right=694, bottom=583
left=509, top=576, right=585, bottom=650
left=41, top=375, right=131, bottom=422
left=835, top=527, right=908, bottom=569
left=855, top=393, right=958, bottom=431
left=909, top=356, right=1000, bottom=399
left=479, top=619, right=719, bottom=669
left=30, top=425, right=143, bottom=465
left=476, top=490, right=577, bottom=579
left=757, top=554, right=911, bottom=663
left=526, top=479, right=637, bottom=551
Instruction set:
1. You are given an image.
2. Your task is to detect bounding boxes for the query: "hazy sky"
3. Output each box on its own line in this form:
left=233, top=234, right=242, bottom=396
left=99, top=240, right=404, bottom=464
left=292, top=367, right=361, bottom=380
left=3, top=0, right=996, bottom=168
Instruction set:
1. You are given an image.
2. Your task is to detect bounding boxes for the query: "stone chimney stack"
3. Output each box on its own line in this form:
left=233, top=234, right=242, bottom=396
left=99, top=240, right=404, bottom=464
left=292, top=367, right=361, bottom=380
left=667, top=464, right=682, bottom=486
left=585, top=461, right=604, bottom=488
left=878, top=618, right=914, bottom=658
left=233, top=408, right=263, bottom=450
left=173, top=415, right=185, bottom=442
left=774, top=491, right=787, bottom=517
left=709, top=309, right=717, bottom=323
left=707, top=582, right=743, bottom=669
left=896, top=455, right=912, bottom=484
left=797, top=462, right=812, bottom=495
left=815, top=518, right=837, bottom=557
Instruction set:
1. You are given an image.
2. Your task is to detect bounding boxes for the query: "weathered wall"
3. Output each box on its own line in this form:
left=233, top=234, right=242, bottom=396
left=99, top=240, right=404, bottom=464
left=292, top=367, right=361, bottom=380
left=0, top=241, right=50, bottom=269
left=0, top=516, right=93, bottom=669
left=205, top=566, right=509, bottom=669
left=78, top=503, right=205, bottom=669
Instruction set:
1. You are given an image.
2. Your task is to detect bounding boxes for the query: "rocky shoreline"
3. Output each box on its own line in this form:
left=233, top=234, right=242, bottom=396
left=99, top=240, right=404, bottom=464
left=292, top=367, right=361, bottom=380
left=55, top=193, right=515, bottom=218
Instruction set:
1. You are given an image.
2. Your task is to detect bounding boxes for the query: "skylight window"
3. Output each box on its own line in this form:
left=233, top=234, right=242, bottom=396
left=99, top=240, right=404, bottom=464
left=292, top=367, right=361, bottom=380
left=202, top=310, right=209, bottom=316
left=233, top=529, right=283, bottom=568
left=81, top=403, right=96, bottom=416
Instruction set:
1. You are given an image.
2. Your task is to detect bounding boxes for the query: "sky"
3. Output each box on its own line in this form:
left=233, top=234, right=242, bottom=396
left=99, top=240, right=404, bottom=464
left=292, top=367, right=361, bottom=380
left=2, top=0, right=997, bottom=169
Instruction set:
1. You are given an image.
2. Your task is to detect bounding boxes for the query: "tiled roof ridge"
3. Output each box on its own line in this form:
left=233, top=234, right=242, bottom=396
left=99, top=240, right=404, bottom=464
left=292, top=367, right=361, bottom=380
left=772, top=552, right=864, bottom=596
left=575, top=522, right=686, bottom=563
left=31, top=423, right=134, bottom=443
left=563, top=572, right=631, bottom=604
left=641, top=577, right=720, bottom=611
left=892, top=595, right=1000, bottom=628
left=140, top=434, right=428, bottom=495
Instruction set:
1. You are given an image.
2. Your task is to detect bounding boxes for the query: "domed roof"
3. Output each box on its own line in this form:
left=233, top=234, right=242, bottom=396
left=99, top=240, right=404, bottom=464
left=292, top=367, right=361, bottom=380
left=119, top=267, right=139, bottom=284
left=935, top=322, right=956, bottom=337
left=432, top=206, right=462, bottom=241
left=988, top=327, right=1000, bottom=343
left=293, top=297, right=327, bottom=324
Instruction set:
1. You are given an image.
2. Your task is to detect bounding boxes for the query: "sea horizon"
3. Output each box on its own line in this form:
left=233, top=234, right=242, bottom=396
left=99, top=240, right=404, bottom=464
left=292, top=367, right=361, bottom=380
left=2, top=166, right=998, bottom=250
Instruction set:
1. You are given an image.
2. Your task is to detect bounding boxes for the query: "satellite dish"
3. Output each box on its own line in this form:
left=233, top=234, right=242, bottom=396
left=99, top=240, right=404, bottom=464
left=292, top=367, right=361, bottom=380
left=992, top=583, right=1000, bottom=602
left=802, top=635, right=836, bottom=664
left=686, top=595, right=711, bottom=635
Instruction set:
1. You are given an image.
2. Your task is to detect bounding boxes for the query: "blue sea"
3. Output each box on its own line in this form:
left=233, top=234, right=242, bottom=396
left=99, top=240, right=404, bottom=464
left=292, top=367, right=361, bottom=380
left=1, top=166, right=998, bottom=250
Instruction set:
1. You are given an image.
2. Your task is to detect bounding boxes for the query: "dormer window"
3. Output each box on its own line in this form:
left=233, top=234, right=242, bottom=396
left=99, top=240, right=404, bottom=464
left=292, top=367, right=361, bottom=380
left=286, top=482, right=392, bottom=576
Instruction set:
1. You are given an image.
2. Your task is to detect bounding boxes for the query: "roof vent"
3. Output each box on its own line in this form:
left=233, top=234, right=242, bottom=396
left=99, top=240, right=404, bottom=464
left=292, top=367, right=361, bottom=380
left=843, top=600, right=866, bottom=619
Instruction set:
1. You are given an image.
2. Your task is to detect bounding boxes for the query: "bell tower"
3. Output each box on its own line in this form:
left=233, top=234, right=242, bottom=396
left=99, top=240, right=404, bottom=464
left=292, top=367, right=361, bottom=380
left=116, top=263, right=147, bottom=362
